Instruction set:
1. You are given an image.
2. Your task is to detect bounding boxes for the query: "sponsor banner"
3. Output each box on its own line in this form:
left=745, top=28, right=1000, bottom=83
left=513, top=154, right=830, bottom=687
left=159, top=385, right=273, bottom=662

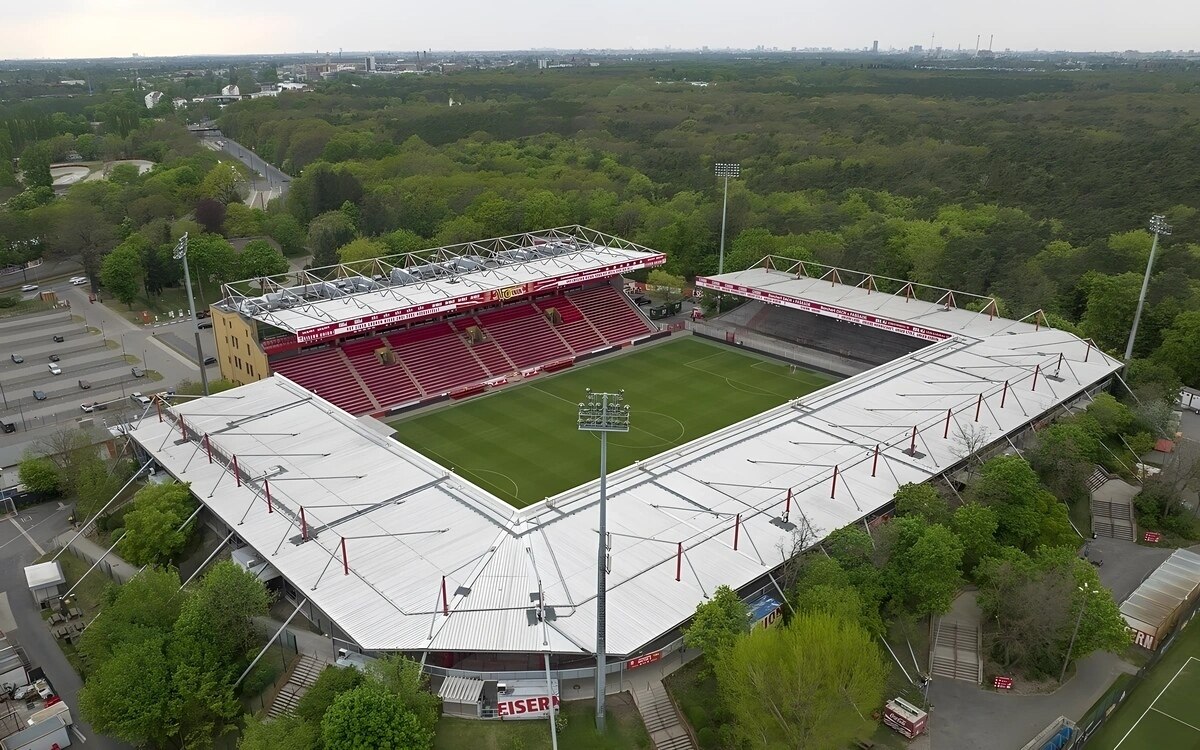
left=696, top=277, right=951, bottom=343
left=748, top=594, right=783, bottom=630
left=496, top=695, right=561, bottom=718
left=261, top=335, right=298, bottom=354
left=627, top=651, right=663, bottom=670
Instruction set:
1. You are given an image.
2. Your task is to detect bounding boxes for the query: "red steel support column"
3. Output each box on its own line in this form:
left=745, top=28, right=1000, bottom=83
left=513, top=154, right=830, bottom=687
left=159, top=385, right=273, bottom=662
left=872, top=444, right=880, bottom=477
left=233, top=455, right=241, bottom=487
left=1031, top=364, right=1040, bottom=392
left=341, top=537, right=348, bottom=576
left=264, top=479, right=273, bottom=513
left=156, top=400, right=163, bottom=423
left=943, top=408, right=952, bottom=439
left=204, top=434, right=212, bottom=464
left=676, top=543, right=682, bottom=581
left=909, top=426, right=917, bottom=453
left=441, top=576, right=449, bottom=616
left=1001, top=381, right=1009, bottom=409
left=300, top=507, right=308, bottom=540
left=784, top=488, right=792, bottom=518
left=975, top=394, right=983, bottom=423
left=830, top=465, right=839, bottom=499
left=733, top=514, right=741, bottom=551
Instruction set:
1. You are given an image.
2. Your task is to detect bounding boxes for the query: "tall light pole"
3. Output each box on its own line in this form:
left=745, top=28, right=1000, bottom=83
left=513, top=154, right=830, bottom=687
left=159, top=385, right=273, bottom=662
left=714, top=162, right=741, bottom=277
left=173, top=233, right=210, bottom=395
left=1124, top=215, right=1171, bottom=362
left=1060, top=581, right=1102, bottom=683
left=577, top=390, right=630, bottom=732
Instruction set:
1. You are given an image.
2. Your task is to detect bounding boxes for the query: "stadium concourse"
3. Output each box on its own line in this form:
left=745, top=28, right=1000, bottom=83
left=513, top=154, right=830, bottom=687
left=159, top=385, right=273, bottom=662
left=127, top=251, right=1123, bottom=684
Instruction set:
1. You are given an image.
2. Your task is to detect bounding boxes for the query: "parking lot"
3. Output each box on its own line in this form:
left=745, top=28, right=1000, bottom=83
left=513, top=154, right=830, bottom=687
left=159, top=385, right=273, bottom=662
left=0, top=309, right=152, bottom=435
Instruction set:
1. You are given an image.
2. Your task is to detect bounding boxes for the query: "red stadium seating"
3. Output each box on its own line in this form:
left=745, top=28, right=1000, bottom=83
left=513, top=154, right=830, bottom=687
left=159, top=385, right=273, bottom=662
left=534, top=296, right=605, bottom=353
left=474, top=303, right=572, bottom=368
left=568, top=285, right=654, bottom=344
left=269, top=283, right=658, bottom=414
left=271, top=349, right=376, bottom=414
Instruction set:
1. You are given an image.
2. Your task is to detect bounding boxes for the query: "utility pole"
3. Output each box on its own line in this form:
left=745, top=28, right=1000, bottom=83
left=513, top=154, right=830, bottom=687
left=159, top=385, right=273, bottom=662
left=173, top=233, right=210, bottom=395
left=1060, top=582, right=1101, bottom=683
left=1124, top=215, right=1171, bottom=362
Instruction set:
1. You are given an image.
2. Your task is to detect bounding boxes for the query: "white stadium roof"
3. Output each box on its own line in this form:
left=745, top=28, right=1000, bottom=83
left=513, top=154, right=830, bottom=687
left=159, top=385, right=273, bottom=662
left=133, top=265, right=1123, bottom=657
left=218, top=226, right=664, bottom=344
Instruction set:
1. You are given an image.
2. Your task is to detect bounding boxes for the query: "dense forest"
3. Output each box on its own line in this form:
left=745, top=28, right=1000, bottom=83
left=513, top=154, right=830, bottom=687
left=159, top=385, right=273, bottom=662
left=2, top=59, right=1199, bottom=389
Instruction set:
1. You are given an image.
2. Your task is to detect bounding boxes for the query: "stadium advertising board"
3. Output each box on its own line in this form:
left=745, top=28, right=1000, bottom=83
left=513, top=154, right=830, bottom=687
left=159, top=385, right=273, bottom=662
left=695, top=278, right=951, bottom=343
left=627, top=651, right=663, bottom=670
left=496, top=695, right=561, bottom=719
left=292, top=256, right=666, bottom=344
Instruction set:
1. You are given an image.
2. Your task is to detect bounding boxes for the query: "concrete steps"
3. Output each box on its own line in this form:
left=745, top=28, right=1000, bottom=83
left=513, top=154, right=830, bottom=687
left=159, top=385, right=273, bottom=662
left=633, top=682, right=695, bottom=750
left=1091, top=496, right=1136, bottom=541
left=930, top=619, right=983, bottom=684
left=266, top=653, right=327, bottom=718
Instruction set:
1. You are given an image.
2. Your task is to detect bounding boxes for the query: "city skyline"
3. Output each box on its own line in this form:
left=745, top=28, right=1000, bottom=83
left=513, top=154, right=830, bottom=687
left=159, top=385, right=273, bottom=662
left=2, top=0, right=1198, bottom=60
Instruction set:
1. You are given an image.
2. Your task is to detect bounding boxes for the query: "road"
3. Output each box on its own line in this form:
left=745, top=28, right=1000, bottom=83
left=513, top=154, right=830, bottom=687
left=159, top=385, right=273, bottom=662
left=195, top=128, right=291, bottom=208
left=0, top=501, right=131, bottom=749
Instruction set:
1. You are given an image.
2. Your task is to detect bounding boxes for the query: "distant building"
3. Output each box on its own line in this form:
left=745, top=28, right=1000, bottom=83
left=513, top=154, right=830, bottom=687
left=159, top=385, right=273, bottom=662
left=221, top=84, right=240, bottom=97
left=365, top=56, right=376, bottom=72
left=172, top=97, right=188, bottom=109
left=59, top=79, right=86, bottom=86
left=144, top=90, right=164, bottom=109
left=872, top=40, right=879, bottom=53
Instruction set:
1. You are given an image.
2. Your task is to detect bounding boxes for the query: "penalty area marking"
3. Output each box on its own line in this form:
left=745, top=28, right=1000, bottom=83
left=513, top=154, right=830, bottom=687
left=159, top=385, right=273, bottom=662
left=1114, top=656, right=1200, bottom=749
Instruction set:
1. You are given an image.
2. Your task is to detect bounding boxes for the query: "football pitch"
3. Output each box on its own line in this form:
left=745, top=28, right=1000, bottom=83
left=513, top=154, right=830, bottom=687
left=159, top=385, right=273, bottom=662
left=1086, top=618, right=1200, bottom=749
left=390, top=337, right=838, bottom=507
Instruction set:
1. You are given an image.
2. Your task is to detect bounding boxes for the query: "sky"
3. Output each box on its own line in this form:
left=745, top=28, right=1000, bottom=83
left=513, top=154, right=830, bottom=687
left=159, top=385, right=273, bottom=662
left=2, top=0, right=1195, bottom=59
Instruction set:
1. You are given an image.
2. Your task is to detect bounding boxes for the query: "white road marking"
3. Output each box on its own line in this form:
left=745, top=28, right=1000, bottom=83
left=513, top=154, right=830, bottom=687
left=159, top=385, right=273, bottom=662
left=9, top=516, right=45, bottom=556
left=1114, top=656, right=1198, bottom=748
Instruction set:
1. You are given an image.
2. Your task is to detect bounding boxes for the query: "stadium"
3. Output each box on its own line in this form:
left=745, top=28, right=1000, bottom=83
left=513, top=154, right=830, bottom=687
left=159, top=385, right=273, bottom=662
left=127, top=226, right=1123, bottom=710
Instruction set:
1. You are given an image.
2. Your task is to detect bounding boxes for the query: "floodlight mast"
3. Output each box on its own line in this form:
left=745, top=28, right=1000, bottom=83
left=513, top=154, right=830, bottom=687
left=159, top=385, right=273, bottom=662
left=173, top=232, right=210, bottom=396
left=714, top=163, right=740, bottom=313
left=577, top=389, right=630, bottom=733
left=1123, top=214, right=1171, bottom=363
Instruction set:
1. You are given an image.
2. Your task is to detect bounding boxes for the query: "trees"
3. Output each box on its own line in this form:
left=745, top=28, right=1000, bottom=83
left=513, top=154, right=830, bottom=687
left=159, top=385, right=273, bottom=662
left=296, top=666, right=365, bottom=727
left=239, top=716, right=318, bottom=750
left=363, top=654, right=442, bottom=732
left=684, top=585, right=749, bottom=666
left=238, top=239, right=289, bottom=282
left=951, top=503, right=999, bottom=576
left=307, top=210, right=356, bottom=267
left=881, top=518, right=963, bottom=617
left=200, top=163, right=248, bottom=204
left=968, top=455, right=1048, bottom=550
left=17, top=457, right=60, bottom=494
left=194, top=198, right=227, bottom=235
left=320, top=686, right=434, bottom=750
left=1153, top=310, right=1200, bottom=388
left=74, top=457, right=130, bottom=523
left=337, top=237, right=389, bottom=263
left=185, top=233, right=238, bottom=297
left=893, top=482, right=950, bottom=525
left=100, top=241, right=144, bottom=307
left=19, top=142, right=52, bottom=188
left=1029, top=421, right=1102, bottom=502
left=264, top=213, right=306, bottom=256
left=78, top=633, right=175, bottom=746
left=717, top=613, right=887, bottom=750
left=117, top=482, right=196, bottom=566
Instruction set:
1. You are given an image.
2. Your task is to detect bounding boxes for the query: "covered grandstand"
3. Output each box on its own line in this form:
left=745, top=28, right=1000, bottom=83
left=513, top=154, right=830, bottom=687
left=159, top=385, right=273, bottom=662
left=129, top=250, right=1124, bottom=681
left=210, top=226, right=665, bottom=414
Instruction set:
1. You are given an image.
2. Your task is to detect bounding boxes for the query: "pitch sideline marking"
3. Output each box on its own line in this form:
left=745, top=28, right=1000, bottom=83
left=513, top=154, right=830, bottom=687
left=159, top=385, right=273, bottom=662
left=417, top=445, right=524, bottom=506
left=1114, top=656, right=1199, bottom=749
left=1151, top=707, right=1200, bottom=733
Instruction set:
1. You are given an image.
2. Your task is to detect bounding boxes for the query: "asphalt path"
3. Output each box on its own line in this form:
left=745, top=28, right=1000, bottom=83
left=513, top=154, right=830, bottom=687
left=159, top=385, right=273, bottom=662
left=0, top=501, right=131, bottom=749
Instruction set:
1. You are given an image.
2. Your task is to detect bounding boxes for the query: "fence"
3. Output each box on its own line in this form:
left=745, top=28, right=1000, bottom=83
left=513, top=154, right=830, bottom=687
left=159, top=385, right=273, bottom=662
left=1068, top=593, right=1200, bottom=747
left=241, top=628, right=300, bottom=715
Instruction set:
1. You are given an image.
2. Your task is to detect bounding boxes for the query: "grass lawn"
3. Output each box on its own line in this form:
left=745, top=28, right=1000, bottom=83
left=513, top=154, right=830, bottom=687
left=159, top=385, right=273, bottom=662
left=102, top=283, right=223, bottom=324
left=434, top=694, right=650, bottom=750
left=1084, top=615, right=1200, bottom=749
left=0, top=297, right=57, bottom=318
left=391, top=337, right=838, bottom=507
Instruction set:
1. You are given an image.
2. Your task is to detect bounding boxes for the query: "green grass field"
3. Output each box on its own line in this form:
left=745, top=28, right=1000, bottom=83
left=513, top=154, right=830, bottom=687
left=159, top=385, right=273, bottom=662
left=1085, top=618, right=1200, bottom=749
left=390, top=337, right=838, bottom=507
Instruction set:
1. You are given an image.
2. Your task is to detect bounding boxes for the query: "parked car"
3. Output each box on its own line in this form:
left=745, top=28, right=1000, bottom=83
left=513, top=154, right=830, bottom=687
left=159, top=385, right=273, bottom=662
left=20, top=284, right=38, bottom=293
left=1, top=421, right=15, bottom=433
left=48, top=354, right=60, bottom=362
left=52, top=335, right=64, bottom=343
left=32, top=390, right=46, bottom=401
left=197, top=321, right=213, bottom=330
left=10, top=354, right=22, bottom=364
left=131, top=366, right=145, bottom=378
left=130, top=392, right=152, bottom=407
left=196, top=309, right=211, bottom=319
left=80, top=401, right=107, bottom=413
left=203, top=356, right=217, bottom=365
left=69, top=276, right=88, bottom=286
left=633, top=296, right=652, bottom=306
left=78, top=379, right=91, bottom=390
left=48, top=363, right=62, bottom=376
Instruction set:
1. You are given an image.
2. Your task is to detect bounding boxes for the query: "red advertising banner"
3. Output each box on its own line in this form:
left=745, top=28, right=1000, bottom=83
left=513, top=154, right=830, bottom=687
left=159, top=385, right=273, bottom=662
left=292, top=256, right=665, bottom=345
left=696, top=277, right=951, bottom=343
left=626, top=651, right=663, bottom=670
left=496, top=695, right=561, bottom=718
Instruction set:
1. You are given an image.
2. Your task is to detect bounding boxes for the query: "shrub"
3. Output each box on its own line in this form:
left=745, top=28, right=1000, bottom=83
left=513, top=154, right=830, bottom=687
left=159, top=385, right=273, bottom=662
left=0, top=295, right=17, bottom=308
left=697, top=726, right=719, bottom=749
left=684, top=703, right=709, bottom=730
